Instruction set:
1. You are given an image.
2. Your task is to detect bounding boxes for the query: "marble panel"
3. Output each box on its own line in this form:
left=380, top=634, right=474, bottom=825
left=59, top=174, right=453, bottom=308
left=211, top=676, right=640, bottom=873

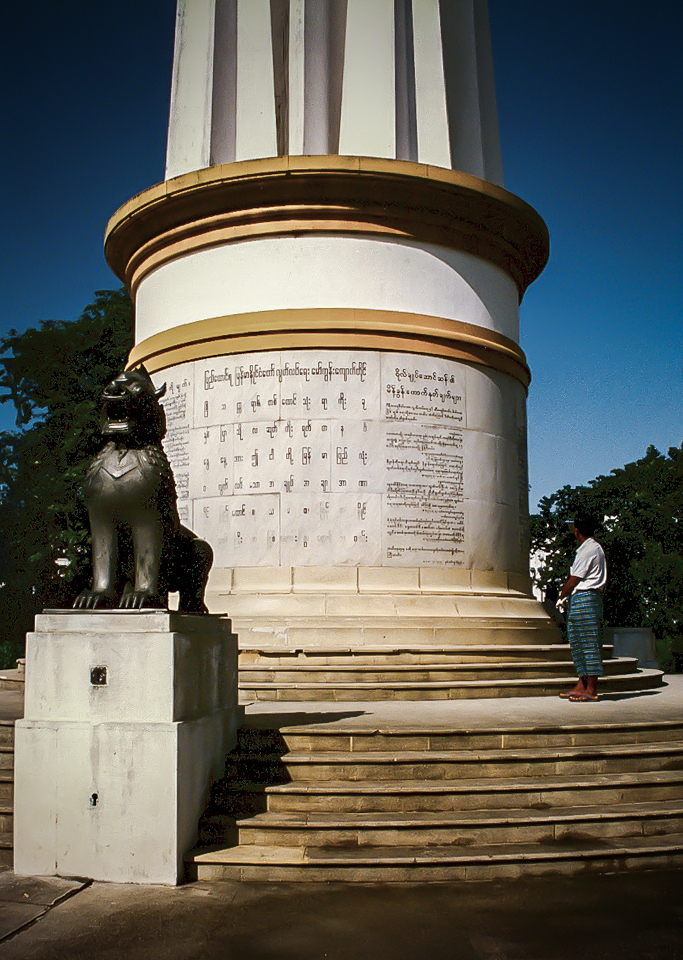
left=462, top=430, right=497, bottom=504
left=267, top=417, right=331, bottom=494
left=461, top=432, right=520, bottom=507
left=195, top=355, right=282, bottom=426
left=189, top=423, right=233, bottom=499
left=272, top=351, right=381, bottom=421
left=292, top=566, right=359, bottom=593
left=497, top=436, right=521, bottom=508
left=193, top=495, right=280, bottom=566
left=233, top=419, right=288, bottom=494
left=330, top=419, right=385, bottom=494
left=381, top=353, right=465, bottom=425
left=154, top=348, right=528, bottom=570
left=156, top=363, right=194, bottom=513
left=463, top=365, right=520, bottom=437
left=463, top=500, right=522, bottom=573
left=281, top=493, right=383, bottom=566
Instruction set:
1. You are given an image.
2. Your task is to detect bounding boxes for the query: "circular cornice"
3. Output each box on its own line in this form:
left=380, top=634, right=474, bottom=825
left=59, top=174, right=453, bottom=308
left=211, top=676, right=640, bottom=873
left=127, top=308, right=531, bottom=390
left=105, top=156, right=549, bottom=301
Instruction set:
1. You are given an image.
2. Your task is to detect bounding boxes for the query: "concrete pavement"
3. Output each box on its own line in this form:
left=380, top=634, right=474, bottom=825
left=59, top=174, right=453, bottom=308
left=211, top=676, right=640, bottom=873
left=1, top=867, right=683, bottom=959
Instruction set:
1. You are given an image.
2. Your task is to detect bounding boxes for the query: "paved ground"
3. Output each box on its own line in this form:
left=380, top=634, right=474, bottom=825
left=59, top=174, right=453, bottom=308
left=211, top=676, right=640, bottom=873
left=1, top=867, right=683, bottom=959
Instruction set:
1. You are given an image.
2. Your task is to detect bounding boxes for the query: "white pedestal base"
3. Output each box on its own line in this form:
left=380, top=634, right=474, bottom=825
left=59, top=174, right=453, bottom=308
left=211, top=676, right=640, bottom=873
left=14, top=611, right=241, bottom=885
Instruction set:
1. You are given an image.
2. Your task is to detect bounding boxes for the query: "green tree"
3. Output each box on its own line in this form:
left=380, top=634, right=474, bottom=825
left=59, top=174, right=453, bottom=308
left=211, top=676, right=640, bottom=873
left=0, top=289, right=134, bottom=667
left=530, top=445, right=683, bottom=670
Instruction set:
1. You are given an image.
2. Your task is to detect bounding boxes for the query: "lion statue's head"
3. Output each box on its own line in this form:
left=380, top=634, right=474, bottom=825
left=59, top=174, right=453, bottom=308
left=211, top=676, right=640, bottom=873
left=100, top=365, right=167, bottom=446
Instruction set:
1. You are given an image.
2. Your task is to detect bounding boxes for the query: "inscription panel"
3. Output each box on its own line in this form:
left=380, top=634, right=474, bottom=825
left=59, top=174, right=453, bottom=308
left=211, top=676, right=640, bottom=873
left=158, top=363, right=193, bottom=525
left=156, top=350, right=521, bottom=568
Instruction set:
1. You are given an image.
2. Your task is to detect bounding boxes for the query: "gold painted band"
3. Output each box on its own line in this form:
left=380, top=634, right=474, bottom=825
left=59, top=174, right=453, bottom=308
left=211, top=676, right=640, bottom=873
left=105, top=156, right=549, bottom=300
left=127, top=308, right=531, bottom=389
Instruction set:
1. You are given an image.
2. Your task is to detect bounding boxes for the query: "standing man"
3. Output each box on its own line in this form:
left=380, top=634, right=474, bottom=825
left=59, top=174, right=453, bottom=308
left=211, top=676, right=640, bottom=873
left=557, top=514, right=607, bottom=702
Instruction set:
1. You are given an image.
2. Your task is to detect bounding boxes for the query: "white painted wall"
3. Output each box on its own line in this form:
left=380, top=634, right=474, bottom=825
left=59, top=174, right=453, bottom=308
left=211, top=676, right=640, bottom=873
left=135, top=235, right=519, bottom=345
left=151, top=353, right=529, bottom=573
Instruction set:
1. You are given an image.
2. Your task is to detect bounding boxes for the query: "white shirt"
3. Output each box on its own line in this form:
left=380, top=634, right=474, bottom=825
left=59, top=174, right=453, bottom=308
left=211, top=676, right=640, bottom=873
left=570, top=537, right=607, bottom=592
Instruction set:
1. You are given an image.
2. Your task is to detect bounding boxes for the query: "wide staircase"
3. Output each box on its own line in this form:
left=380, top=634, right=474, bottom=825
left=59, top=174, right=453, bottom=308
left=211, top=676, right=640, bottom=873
left=238, top=633, right=661, bottom=702
left=189, top=571, right=679, bottom=881
left=188, top=708, right=683, bottom=881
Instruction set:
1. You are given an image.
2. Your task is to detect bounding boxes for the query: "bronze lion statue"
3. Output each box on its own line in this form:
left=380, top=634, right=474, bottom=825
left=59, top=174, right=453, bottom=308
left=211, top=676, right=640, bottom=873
left=74, top=366, right=212, bottom=613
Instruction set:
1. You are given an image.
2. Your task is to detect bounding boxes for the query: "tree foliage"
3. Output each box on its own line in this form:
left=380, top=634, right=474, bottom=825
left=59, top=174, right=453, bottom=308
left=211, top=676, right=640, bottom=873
left=530, top=445, right=683, bottom=668
left=0, top=289, right=134, bottom=666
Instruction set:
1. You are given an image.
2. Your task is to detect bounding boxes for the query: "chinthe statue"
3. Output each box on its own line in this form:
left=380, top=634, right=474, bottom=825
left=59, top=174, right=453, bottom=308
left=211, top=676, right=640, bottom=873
left=74, top=366, right=213, bottom=613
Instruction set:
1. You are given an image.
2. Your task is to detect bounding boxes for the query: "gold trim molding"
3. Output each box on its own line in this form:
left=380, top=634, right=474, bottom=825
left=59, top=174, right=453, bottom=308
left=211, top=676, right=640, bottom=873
left=105, top=156, right=549, bottom=301
left=127, top=308, right=531, bottom=389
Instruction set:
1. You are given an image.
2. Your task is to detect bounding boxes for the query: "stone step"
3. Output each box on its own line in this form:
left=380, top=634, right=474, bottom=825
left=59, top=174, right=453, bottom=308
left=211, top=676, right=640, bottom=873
left=0, top=770, right=13, bottom=805
left=239, top=658, right=634, bottom=685
left=226, top=595, right=549, bottom=620
left=201, top=789, right=683, bottom=842
left=0, top=722, right=15, bottom=865
left=221, top=739, right=683, bottom=783
left=0, top=722, right=16, bottom=748
left=240, top=644, right=610, bottom=664
left=187, top=831, right=683, bottom=882
left=234, top=799, right=683, bottom=848
left=0, top=830, right=12, bottom=869
left=205, top=770, right=683, bottom=818
left=235, top=620, right=561, bottom=647
left=239, top=669, right=663, bottom=702
left=0, top=674, right=24, bottom=694
left=240, top=719, right=683, bottom=753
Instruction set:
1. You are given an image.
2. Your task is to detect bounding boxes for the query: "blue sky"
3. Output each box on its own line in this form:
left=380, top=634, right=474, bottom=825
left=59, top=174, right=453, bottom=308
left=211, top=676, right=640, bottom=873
left=1, top=0, right=681, bottom=508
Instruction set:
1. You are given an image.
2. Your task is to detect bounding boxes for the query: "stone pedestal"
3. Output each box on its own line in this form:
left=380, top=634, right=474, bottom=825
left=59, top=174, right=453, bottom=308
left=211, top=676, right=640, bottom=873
left=14, top=610, right=241, bottom=885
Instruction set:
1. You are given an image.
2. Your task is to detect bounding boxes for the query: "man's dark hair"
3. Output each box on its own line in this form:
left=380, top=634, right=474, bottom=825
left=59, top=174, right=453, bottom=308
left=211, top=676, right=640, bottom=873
left=574, top=514, right=598, bottom=538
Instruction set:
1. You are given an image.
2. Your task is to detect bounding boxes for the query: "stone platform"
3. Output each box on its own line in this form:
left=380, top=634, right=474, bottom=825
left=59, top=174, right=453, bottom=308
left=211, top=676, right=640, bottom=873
left=188, top=677, right=683, bottom=882
left=205, top=568, right=664, bottom=702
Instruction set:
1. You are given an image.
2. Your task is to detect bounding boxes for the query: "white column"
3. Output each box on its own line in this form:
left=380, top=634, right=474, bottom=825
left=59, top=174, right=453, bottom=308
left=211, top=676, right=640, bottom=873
left=288, top=0, right=306, bottom=154
left=412, top=0, right=451, bottom=169
left=338, top=0, right=395, bottom=159
left=165, top=0, right=216, bottom=180
left=235, top=0, right=278, bottom=161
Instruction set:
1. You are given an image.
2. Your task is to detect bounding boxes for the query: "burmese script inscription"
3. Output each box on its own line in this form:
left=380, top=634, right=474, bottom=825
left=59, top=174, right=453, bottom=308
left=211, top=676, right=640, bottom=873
left=157, top=352, right=468, bottom=566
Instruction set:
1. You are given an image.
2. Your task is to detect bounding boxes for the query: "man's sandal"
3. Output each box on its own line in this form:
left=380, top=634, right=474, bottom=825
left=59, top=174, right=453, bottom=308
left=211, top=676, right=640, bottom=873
left=568, top=693, right=599, bottom=702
